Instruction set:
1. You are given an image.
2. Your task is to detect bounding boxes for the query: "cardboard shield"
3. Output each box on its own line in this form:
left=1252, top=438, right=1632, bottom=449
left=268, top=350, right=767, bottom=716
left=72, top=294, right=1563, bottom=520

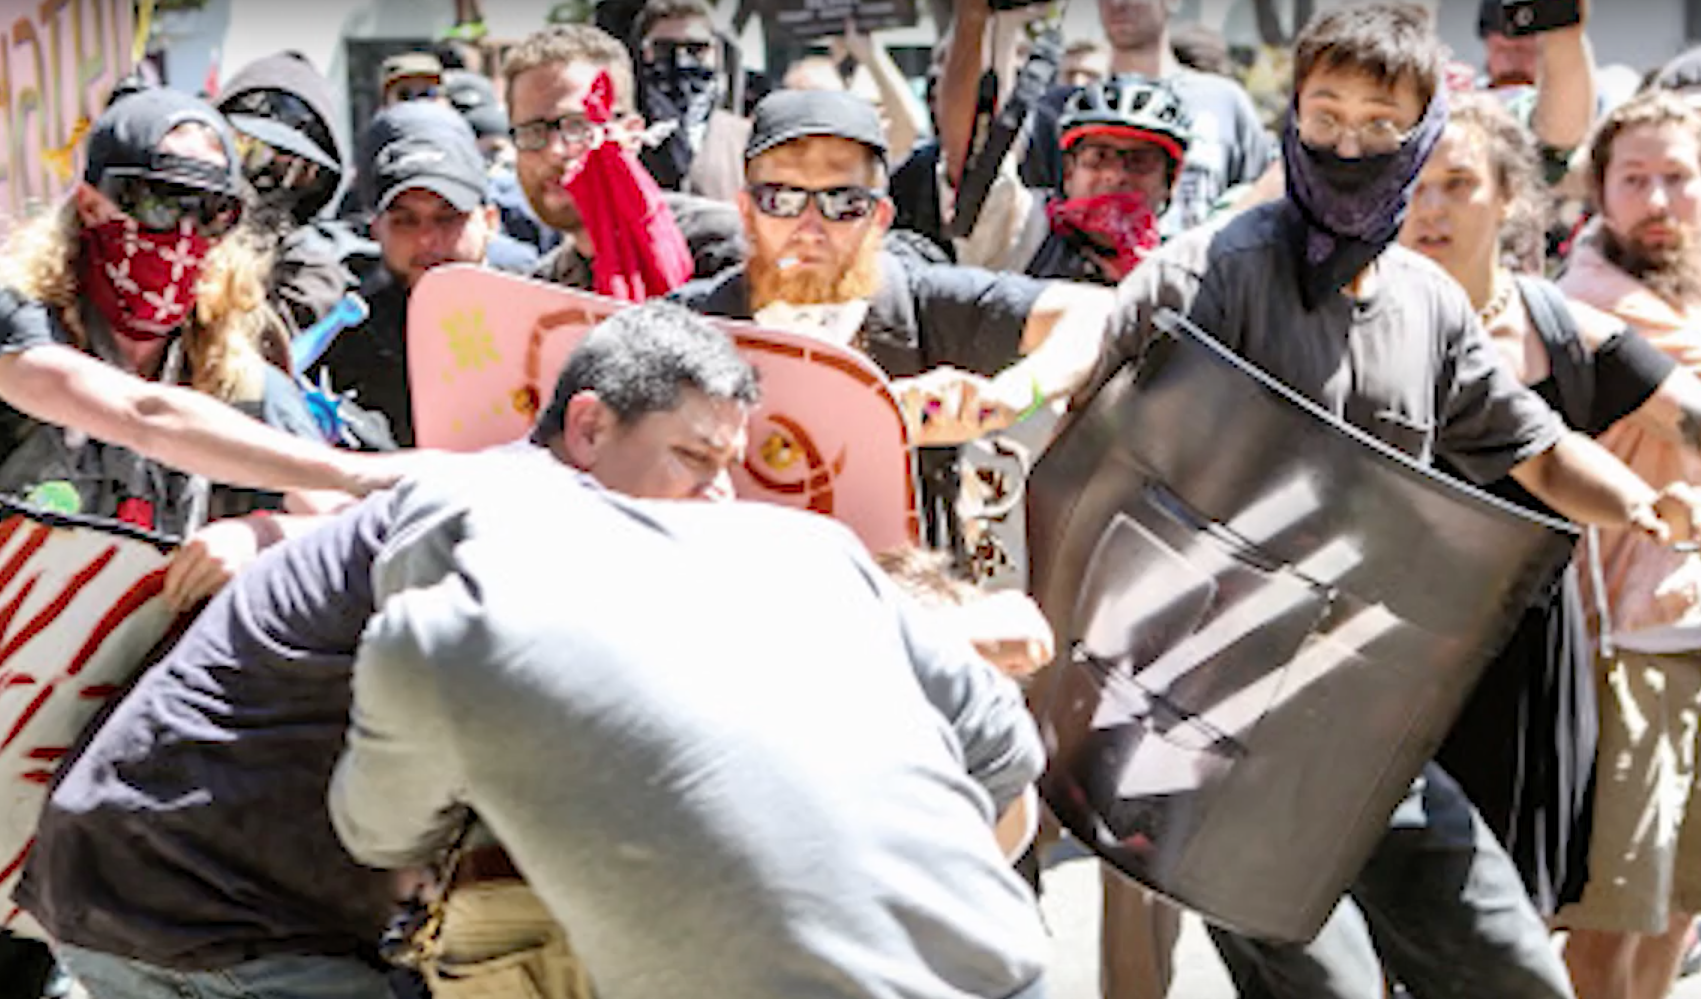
left=0, top=501, right=177, bottom=935
left=1027, top=311, right=1576, bottom=943
left=406, top=266, right=918, bottom=551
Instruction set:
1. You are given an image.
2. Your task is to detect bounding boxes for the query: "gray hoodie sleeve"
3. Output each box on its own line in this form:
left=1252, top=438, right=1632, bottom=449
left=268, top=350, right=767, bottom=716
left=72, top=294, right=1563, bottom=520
left=329, top=473, right=479, bottom=869
left=853, top=544, right=1046, bottom=815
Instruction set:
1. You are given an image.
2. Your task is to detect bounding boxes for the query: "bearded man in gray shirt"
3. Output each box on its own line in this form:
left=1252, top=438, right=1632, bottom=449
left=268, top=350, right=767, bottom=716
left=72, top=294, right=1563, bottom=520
left=1085, top=5, right=1701, bottom=999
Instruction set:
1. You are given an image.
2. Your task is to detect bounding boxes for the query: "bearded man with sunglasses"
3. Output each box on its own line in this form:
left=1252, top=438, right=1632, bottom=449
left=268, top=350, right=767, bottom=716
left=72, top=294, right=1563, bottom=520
left=673, top=88, right=1115, bottom=554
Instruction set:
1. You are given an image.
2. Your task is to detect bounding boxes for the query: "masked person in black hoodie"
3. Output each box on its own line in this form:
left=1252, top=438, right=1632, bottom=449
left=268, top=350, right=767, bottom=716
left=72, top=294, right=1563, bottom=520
left=632, top=0, right=750, bottom=204
left=217, top=53, right=381, bottom=348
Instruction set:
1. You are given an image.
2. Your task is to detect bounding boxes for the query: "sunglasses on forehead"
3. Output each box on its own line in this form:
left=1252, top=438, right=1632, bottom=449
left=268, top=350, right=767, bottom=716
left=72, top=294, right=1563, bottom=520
left=97, top=174, right=244, bottom=239
left=746, top=182, right=885, bottom=222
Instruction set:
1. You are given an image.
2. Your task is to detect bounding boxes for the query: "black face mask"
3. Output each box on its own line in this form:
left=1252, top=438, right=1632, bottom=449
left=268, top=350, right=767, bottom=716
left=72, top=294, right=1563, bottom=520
left=641, top=42, right=720, bottom=122
left=1298, top=142, right=1399, bottom=197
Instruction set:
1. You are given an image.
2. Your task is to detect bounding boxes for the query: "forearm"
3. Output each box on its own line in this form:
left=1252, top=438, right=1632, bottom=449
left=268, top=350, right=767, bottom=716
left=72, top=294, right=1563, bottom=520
left=0, top=347, right=390, bottom=496
left=939, top=3, right=992, bottom=187
left=1532, top=26, right=1596, bottom=151
left=862, top=45, right=929, bottom=164
left=999, top=284, right=1116, bottom=403
left=1511, top=431, right=1656, bottom=528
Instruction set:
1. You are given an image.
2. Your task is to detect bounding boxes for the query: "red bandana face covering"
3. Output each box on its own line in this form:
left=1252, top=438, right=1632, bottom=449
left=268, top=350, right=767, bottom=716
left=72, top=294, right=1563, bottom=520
left=1045, top=191, right=1162, bottom=282
left=81, top=217, right=211, bottom=341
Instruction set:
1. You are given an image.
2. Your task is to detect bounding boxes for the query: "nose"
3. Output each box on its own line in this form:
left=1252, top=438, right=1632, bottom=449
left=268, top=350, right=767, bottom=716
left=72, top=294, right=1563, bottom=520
left=699, top=466, right=736, bottom=502
left=1412, top=182, right=1445, bottom=215
left=1334, top=131, right=1364, bottom=159
left=1649, top=180, right=1674, bottom=210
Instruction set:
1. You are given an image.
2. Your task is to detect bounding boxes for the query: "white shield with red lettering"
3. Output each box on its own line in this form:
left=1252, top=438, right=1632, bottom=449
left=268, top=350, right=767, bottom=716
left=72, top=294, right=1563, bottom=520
left=0, top=503, right=176, bottom=937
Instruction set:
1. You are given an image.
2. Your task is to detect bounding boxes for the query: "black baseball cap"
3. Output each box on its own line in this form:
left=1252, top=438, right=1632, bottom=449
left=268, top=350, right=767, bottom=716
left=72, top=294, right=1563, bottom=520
left=364, top=101, right=487, bottom=213
left=83, top=87, right=243, bottom=196
left=444, top=70, right=508, bottom=140
left=744, top=90, right=888, bottom=164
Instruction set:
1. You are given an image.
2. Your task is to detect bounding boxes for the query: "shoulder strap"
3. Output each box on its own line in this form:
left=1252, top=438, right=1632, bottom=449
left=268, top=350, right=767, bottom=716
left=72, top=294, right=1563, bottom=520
left=1516, top=275, right=1595, bottom=431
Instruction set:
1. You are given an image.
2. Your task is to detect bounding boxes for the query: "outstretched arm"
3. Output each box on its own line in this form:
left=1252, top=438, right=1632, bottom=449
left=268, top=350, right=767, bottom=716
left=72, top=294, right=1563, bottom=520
left=0, top=344, right=407, bottom=497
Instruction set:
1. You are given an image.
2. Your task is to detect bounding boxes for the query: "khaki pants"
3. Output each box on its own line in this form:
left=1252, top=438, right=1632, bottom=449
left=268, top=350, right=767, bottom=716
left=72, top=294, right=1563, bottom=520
left=424, top=881, right=593, bottom=999
left=1100, top=868, right=1180, bottom=999
left=1561, top=648, right=1701, bottom=934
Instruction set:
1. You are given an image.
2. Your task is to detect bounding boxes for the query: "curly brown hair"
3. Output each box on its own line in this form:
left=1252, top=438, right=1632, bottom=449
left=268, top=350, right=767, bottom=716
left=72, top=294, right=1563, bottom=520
left=501, top=23, right=637, bottom=115
left=1446, top=92, right=1547, bottom=272
left=0, top=196, right=276, bottom=402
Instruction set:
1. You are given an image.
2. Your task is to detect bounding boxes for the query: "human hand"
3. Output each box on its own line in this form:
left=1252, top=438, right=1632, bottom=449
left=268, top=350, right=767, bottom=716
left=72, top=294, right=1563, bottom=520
left=163, top=514, right=278, bottom=611
left=835, top=18, right=876, bottom=65
left=953, top=590, right=1056, bottom=679
left=1628, top=482, right=1701, bottom=548
left=893, top=368, right=1020, bottom=446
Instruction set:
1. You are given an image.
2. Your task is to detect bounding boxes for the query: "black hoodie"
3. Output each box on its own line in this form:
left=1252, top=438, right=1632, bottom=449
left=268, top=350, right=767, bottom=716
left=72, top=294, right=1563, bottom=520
left=218, top=51, right=349, bottom=219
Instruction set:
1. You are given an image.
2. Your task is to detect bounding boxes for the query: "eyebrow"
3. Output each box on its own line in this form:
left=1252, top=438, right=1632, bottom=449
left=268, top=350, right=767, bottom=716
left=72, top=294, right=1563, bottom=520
left=1308, top=87, right=1402, bottom=109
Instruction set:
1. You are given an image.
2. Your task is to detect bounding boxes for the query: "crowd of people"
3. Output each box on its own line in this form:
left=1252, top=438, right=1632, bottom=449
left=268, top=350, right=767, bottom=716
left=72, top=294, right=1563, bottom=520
left=8, top=0, right=1701, bottom=997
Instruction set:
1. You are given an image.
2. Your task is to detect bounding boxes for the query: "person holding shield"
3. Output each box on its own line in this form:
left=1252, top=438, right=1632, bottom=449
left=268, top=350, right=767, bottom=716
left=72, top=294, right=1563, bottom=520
left=1082, top=4, right=1701, bottom=997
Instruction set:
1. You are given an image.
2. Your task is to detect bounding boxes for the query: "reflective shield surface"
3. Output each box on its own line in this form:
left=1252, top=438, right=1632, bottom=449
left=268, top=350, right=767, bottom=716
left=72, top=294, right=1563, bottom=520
left=1027, top=311, right=1575, bottom=942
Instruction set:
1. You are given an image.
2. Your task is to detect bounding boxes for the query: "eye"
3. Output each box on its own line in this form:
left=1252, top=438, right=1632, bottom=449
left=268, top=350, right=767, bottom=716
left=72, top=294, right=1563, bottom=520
left=1444, top=176, right=1475, bottom=194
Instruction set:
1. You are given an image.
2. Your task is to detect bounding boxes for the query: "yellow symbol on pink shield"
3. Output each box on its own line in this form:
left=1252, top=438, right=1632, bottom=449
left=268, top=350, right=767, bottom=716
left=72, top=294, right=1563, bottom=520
left=443, top=308, right=500, bottom=378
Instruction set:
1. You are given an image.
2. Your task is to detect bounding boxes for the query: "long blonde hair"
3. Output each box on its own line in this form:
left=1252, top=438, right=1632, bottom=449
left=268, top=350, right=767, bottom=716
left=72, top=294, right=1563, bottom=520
left=0, top=194, right=277, bottom=403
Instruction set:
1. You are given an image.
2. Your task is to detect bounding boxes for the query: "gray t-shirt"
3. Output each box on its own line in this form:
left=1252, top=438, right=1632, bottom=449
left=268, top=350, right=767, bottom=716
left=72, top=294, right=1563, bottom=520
left=330, top=456, right=1049, bottom=999
left=1098, top=201, right=1562, bottom=484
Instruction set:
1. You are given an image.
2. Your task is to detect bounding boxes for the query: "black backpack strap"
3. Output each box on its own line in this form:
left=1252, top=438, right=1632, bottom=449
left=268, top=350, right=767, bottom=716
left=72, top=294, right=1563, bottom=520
left=1516, top=275, right=1595, bottom=431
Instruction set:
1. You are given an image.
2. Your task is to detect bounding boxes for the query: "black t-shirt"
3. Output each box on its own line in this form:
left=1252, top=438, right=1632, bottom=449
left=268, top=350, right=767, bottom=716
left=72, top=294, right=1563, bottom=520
left=673, top=252, right=1045, bottom=551
left=670, top=251, right=1043, bottom=379
left=20, top=492, right=401, bottom=969
left=0, top=290, right=318, bottom=535
left=309, top=271, right=413, bottom=446
left=1482, top=328, right=1676, bottom=517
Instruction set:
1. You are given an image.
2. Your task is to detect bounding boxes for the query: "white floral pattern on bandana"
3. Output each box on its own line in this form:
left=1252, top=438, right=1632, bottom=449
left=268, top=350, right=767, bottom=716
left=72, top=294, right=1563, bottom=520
left=86, top=216, right=211, bottom=339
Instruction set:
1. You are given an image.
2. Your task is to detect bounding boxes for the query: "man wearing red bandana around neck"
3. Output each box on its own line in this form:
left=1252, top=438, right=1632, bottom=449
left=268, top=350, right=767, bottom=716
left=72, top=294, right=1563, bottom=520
left=950, top=74, right=1191, bottom=287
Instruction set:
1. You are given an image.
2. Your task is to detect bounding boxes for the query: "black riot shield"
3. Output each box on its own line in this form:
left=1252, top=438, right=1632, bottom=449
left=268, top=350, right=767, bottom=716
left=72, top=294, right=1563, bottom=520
left=1027, top=310, right=1576, bottom=943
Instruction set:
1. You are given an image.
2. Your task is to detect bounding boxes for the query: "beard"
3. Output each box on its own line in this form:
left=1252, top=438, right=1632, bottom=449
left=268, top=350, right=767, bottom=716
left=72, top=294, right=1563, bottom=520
left=520, top=167, right=583, bottom=235
left=748, top=227, right=883, bottom=310
left=1599, top=219, right=1701, bottom=310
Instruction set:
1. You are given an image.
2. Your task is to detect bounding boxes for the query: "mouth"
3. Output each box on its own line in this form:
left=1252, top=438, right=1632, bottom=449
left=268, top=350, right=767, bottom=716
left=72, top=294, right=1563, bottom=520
left=1411, top=233, right=1452, bottom=253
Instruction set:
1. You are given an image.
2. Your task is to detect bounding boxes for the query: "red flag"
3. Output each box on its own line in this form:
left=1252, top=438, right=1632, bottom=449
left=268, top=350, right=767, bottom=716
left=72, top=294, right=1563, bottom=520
left=562, top=70, right=693, bottom=302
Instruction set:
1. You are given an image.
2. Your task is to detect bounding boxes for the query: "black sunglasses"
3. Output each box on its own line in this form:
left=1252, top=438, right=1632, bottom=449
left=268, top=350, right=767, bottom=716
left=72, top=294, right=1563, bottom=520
left=98, top=174, right=244, bottom=239
left=746, top=182, right=884, bottom=222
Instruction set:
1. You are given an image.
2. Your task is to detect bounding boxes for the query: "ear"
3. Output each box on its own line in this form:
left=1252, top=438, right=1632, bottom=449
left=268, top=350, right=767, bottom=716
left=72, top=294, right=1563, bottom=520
left=72, top=182, right=109, bottom=227
left=561, top=391, right=615, bottom=470
left=872, top=194, right=895, bottom=233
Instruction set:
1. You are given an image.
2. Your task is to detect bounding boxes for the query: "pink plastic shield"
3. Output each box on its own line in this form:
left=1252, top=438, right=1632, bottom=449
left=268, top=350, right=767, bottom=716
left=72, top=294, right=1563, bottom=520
left=0, top=502, right=178, bottom=937
left=407, top=265, right=918, bottom=551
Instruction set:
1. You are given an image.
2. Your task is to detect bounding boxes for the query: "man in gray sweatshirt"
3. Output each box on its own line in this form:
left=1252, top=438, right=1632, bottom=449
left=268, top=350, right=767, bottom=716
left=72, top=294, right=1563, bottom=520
left=329, top=451, right=1050, bottom=999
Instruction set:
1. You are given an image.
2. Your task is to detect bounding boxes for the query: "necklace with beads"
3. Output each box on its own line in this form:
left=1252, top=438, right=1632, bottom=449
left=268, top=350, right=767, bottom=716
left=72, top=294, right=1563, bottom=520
left=1477, top=276, right=1517, bottom=328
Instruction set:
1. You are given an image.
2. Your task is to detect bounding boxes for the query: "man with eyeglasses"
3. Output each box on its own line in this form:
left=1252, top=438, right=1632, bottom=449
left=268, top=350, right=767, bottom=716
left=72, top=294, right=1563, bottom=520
left=502, top=23, right=748, bottom=295
left=951, top=73, right=1192, bottom=286
left=1082, top=5, right=1701, bottom=998
left=672, top=88, right=1115, bottom=555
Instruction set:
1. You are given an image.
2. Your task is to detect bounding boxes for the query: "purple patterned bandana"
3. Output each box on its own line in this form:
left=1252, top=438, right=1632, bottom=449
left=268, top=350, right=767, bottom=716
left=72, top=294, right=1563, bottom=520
left=1282, top=86, right=1449, bottom=307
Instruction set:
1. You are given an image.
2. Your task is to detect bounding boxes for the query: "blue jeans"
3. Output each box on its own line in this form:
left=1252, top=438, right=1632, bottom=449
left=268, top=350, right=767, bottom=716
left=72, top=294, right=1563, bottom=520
left=1208, top=764, right=1574, bottom=999
left=56, top=945, right=393, bottom=999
